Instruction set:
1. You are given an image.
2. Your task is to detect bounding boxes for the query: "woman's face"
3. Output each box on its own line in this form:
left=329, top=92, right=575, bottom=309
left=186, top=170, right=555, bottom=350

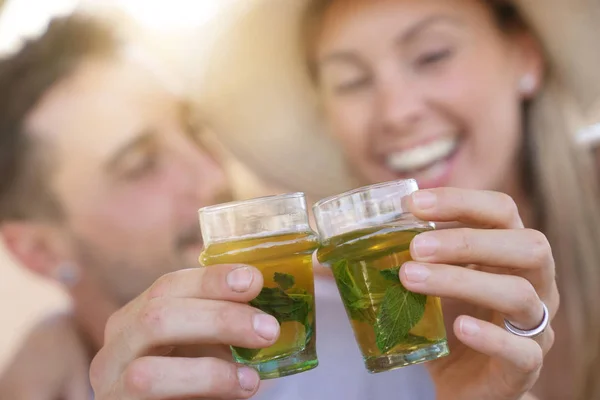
left=314, top=0, right=542, bottom=190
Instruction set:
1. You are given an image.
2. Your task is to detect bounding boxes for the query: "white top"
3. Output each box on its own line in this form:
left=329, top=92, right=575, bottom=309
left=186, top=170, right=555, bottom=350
left=253, top=276, right=436, bottom=400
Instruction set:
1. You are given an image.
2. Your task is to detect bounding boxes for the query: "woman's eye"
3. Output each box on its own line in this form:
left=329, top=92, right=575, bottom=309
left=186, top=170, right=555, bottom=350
left=333, top=76, right=372, bottom=94
left=416, top=48, right=453, bottom=67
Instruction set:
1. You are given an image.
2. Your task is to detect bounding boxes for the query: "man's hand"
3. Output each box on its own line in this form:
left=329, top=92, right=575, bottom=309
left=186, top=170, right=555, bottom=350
left=90, top=264, right=279, bottom=399
left=0, top=314, right=91, bottom=400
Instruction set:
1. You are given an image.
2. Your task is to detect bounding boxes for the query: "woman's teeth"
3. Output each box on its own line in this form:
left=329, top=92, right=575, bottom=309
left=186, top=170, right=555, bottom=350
left=386, top=137, right=458, bottom=173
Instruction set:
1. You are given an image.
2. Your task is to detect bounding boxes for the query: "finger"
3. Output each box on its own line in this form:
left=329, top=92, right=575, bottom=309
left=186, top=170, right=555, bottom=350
left=404, top=187, right=524, bottom=229
left=118, top=357, right=259, bottom=400
left=409, top=228, right=555, bottom=295
left=105, top=265, right=264, bottom=341
left=146, top=264, right=264, bottom=301
left=428, top=221, right=466, bottom=230
left=91, top=299, right=279, bottom=392
left=132, top=298, right=280, bottom=350
left=400, top=262, right=546, bottom=330
left=410, top=228, right=552, bottom=270
left=453, top=316, right=543, bottom=398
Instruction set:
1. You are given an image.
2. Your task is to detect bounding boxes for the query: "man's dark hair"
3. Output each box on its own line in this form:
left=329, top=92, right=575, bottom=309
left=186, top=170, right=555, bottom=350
left=0, top=14, right=120, bottom=221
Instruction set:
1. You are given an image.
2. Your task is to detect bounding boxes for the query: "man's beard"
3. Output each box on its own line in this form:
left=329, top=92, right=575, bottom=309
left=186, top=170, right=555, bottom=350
left=176, top=190, right=236, bottom=253
left=71, top=193, right=236, bottom=305
left=175, top=224, right=204, bottom=253
left=71, top=233, right=197, bottom=306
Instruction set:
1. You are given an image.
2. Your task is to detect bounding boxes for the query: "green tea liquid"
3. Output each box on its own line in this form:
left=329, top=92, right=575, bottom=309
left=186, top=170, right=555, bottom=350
left=200, top=231, right=319, bottom=378
left=317, top=225, right=449, bottom=373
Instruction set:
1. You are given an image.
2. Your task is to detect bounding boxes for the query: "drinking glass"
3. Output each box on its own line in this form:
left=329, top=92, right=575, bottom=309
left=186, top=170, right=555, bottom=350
left=198, top=193, right=319, bottom=379
left=313, top=179, right=449, bottom=373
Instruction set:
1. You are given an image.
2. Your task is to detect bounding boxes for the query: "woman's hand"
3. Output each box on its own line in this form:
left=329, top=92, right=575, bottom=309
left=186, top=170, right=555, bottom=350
left=402, top=187, right=558, bottom=400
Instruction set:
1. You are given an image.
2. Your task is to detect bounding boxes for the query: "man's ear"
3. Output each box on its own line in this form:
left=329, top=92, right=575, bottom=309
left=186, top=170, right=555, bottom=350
left=1, top=221, right=70, bottom=280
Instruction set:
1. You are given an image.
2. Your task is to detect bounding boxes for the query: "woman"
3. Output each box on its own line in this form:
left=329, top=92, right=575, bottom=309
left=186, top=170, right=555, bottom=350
left=195, top=0, right=600, bottom=399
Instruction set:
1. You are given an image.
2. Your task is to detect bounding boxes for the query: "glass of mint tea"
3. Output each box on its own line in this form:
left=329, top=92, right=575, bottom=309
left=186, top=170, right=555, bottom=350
left=198, top=193, right=319, bottom=379
left=313, top=179, right=449, bottom=373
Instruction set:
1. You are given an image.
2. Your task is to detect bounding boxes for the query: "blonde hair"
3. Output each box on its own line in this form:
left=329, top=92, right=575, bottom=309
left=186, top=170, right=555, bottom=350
left=301, top=1, right=600, bottom=398
left=529, top=80, right=600, bottom=398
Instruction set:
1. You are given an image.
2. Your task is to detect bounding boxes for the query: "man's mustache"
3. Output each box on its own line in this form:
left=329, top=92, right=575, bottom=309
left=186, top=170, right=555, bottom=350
left=176, top=226, right=203, bottom=250
left=176, top=190, right=235, bottom=251
left=176, top=191, right=233, bottom=250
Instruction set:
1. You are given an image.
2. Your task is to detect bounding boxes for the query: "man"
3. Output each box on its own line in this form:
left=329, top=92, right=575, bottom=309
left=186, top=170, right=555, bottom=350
left=0, top=13, right=234, bottom=398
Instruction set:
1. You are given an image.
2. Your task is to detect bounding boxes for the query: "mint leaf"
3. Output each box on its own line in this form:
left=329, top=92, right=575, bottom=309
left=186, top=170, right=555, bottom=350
left=332, top=260, right=364, bottom=304
left=285, top=293, right=312, bottom=325
left=333, top=261, right=428, bottom=353
left=349, top=298, right=379, bottom=310
left=235, top=273, right=314, bottom=361
left=250, top=272, right=313, bottom=333
left=403, top=333, right=433, bottom=348
left=274, top=272, right=295, bottom=290
left=250, top=287, right=311, bottom=326
left=334, top=261, right=400, bottom=324
left=333, top=261, right=376, bottom=323
left=349, top=305, right=378, bottom=325
left=375, top=284, right=427, bottom=353
left=380, top=267, right=401, bottom=283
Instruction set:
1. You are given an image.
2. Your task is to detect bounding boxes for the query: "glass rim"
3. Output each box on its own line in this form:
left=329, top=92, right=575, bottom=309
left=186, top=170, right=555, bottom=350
left=313, top=179, right=417, bottom=210
left=198, top=192, right=306, bottom=215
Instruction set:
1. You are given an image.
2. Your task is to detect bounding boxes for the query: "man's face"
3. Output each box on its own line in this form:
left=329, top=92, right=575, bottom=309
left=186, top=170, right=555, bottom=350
left=26, top=53, right=232, bottom=304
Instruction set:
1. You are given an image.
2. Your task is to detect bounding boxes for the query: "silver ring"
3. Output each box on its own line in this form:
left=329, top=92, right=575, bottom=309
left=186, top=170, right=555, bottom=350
left=504, top=302, right=549, bottom=339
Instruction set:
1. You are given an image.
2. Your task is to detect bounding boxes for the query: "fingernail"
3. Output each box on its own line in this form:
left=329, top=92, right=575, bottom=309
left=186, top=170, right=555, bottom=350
left=460, top=318, right=481, bottom=336
left=227, top=267, right=254, bottom=292
left=237, top=366, right=259, bottom=392
left=412, top=191, right=437, bottom=209
left=403, top=263, right=431, bottom=283
left=253, top=313, right=279, bottom=341
left=412, top=235, right=439, bottom=258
